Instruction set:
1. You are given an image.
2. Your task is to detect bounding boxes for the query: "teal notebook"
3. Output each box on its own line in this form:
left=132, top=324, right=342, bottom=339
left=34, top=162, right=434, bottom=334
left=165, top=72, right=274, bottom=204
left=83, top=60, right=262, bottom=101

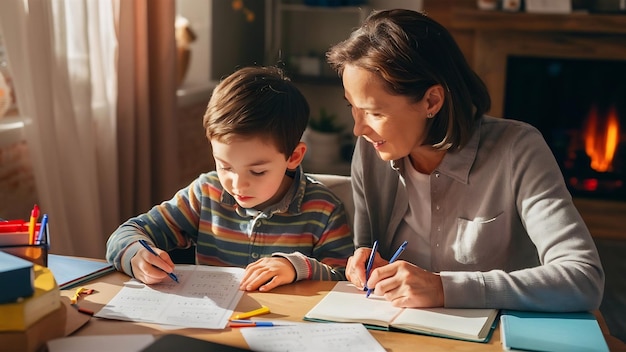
left=0, top=251, right=34, bottom=302
left=47, top=255, right=114, bottom=290
left=500, top=310, right=609, bottom=352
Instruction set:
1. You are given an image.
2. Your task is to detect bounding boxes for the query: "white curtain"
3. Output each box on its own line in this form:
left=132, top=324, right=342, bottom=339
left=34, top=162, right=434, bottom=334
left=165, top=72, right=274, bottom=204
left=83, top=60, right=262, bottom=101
left=0, top=0, right=119, bottom=258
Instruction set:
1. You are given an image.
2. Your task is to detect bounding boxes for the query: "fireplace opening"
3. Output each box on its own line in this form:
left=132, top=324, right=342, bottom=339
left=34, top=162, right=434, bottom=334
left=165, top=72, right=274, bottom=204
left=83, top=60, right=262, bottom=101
left=504, top=56, right=626, bottom=200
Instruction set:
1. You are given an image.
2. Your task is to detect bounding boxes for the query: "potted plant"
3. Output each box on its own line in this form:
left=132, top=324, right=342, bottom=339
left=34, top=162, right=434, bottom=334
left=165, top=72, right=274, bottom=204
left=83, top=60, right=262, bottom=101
left=308, top=107, right=344, bottom=134
left=302, top=108, right=345, bottom=168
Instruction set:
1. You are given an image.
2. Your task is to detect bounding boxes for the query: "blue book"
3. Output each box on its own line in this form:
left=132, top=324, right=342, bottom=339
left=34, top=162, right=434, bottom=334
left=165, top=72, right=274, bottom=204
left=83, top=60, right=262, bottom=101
left=0, top=251, right=34, bottom=303
left=47, top=255, right=114, bottom=290
left=500, top=310, right=609, bottom=352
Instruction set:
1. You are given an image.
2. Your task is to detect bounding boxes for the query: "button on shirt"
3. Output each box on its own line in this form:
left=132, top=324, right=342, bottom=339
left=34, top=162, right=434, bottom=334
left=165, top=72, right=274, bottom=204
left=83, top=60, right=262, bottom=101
left=392, top=157, right=432, bottom=269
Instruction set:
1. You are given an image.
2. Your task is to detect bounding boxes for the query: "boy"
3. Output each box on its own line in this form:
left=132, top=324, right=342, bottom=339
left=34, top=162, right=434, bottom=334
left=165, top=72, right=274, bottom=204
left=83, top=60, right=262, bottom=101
left=106, top=66, right=353, bottom=292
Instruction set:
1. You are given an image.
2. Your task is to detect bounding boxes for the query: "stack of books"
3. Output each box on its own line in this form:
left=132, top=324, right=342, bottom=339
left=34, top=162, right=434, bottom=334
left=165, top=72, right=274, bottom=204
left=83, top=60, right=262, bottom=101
left=0, top=254, right=66, bottom=352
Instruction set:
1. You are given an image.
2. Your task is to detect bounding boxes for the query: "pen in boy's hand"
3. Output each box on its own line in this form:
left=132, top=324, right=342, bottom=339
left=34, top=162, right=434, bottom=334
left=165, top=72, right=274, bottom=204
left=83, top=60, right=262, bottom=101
left=138, top=239, right=179, bottom=283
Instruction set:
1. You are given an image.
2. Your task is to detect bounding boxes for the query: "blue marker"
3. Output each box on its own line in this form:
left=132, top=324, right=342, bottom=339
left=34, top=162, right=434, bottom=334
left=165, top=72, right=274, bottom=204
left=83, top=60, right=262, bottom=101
left=36, top=214, right=48, bottom=245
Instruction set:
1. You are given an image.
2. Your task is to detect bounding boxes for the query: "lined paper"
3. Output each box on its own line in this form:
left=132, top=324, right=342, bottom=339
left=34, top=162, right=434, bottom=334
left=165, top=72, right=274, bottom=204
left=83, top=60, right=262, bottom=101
left=241, top=323, right=386, bottom=352
left=94, top=265, right=245, bottom=329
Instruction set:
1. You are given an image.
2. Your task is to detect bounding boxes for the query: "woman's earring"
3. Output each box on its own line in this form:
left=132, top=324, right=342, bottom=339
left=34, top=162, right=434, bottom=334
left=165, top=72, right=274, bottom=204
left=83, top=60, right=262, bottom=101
left=427, top=112, right=434, bottom=118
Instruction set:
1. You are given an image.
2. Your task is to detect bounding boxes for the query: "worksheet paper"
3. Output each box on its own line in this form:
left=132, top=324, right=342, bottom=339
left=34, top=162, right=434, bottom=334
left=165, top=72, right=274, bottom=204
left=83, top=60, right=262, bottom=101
left=94, top=265, right=245, bottom=329
left=240, top=323, right=386, bottom=352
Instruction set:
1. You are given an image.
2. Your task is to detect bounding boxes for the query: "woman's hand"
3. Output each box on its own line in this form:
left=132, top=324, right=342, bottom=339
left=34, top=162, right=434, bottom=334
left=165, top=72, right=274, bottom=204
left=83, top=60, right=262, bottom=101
left=367, top=261, right=444, bottom=308
left=346, top=246, right=387, bottom=290
left=239, top=257, right=296, bottom=292
left=130, top=246, right=176, bottom=284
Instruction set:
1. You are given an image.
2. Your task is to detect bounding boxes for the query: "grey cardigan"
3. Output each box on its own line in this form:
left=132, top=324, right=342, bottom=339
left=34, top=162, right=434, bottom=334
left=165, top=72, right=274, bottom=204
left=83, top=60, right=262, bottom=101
left=351, top=115, right=604, bottom=311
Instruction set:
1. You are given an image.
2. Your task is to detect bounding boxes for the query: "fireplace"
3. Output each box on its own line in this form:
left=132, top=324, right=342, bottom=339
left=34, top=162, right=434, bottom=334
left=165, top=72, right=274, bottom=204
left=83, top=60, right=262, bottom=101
left=504, top=56, right=626, bottom=200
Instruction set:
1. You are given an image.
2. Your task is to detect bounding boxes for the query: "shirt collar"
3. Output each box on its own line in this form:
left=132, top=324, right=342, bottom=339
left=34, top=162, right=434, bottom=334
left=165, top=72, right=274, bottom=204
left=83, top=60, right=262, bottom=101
left=391, top=117, right=482, bottom=185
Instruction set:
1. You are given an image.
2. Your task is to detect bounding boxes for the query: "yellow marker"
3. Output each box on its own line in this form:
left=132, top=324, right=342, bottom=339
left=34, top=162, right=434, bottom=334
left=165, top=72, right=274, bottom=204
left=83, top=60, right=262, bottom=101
left=70, top=287, right=86, bottom=305
left=232, top=306, right=270, bottom=320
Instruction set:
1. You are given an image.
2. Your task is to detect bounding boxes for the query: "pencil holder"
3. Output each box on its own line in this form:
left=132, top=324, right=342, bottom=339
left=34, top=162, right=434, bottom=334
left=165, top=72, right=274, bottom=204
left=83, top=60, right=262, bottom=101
left=0, top=223, right=50, bottom=267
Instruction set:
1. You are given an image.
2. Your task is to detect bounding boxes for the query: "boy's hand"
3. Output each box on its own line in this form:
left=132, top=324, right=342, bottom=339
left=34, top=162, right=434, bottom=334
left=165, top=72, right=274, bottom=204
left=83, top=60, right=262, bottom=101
left=240, top=257, right=296, bottom=292
left=131, top=245, right=176, bottom=284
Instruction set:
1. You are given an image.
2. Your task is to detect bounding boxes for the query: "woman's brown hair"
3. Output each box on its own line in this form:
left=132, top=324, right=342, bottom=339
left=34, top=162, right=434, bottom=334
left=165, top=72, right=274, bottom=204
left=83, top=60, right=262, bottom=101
left=327, top=9, right=490, bottom=150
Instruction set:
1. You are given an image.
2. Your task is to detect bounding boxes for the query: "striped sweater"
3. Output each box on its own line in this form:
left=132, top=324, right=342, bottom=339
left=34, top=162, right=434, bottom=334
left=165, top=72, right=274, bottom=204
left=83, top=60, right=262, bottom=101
left=106, top=166, right=353, bottom=282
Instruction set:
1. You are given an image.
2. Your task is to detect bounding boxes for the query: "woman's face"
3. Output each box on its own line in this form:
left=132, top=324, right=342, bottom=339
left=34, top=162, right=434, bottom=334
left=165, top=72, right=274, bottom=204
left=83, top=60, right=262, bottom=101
left=342, top=64, right=430, bottom=161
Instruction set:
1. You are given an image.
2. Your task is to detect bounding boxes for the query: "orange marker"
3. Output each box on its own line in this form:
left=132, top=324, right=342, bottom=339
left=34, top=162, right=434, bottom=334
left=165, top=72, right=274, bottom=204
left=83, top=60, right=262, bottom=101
left=28, top=204, right=39, bottom=244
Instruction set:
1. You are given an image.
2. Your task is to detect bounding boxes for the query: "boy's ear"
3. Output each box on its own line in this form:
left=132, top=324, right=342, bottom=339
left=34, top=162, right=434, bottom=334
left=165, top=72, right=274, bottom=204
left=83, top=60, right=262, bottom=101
left=287, top=141, right=307, bottom=169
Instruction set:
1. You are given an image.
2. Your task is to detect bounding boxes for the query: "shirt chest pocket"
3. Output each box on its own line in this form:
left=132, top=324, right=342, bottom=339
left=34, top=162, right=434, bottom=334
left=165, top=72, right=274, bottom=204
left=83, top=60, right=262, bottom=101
left=453, top=212, right=506, bottom=265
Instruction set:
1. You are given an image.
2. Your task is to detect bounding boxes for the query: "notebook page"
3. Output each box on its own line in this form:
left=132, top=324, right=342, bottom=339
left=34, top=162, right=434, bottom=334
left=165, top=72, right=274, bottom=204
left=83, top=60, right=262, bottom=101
left=392, top=307, right=498, bottom=340
left=304, top=281, right=403, bottom=327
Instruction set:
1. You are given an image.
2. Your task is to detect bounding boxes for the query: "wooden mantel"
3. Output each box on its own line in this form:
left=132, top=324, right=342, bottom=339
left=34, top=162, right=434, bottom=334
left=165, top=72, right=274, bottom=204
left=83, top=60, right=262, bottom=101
left=450, top=8, right=626, bottom=34
left=441, top=8, right=626, bottom=118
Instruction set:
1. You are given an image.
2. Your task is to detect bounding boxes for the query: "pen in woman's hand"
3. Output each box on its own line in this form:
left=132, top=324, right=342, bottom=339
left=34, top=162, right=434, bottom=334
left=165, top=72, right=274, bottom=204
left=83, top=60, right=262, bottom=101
left=138, top=239, right=179, bottom=283
left=364, top=240, right=379, bottom=292
left=388, top=241, right=408, bottom=264
left=366, top=241, right=408, bottom=298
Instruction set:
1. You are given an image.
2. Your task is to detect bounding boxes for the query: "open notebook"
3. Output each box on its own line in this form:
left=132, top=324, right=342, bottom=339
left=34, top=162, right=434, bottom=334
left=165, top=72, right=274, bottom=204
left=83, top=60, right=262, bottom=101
left=304, top=281, right=499, bottom=343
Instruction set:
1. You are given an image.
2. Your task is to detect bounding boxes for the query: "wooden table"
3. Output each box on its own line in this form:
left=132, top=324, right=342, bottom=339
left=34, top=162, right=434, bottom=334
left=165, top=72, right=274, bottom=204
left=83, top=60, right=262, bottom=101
left=62, top=271, right=624, bottom=351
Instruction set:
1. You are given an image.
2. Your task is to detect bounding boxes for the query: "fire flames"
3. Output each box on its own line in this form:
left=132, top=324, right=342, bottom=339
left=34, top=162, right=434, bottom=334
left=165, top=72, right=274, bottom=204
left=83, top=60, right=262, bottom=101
left=583, top=105, right=620, bottom=173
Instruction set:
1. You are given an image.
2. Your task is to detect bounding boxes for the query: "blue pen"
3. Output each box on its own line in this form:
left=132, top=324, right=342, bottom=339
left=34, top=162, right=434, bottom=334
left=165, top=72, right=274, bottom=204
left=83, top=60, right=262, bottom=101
left=138, top=239, right=179, bottom=283
left=36, top=214, right=48, bottom=245
left=388, top=240, right=408, bottom=263
left=229, top=320, right=277, bottom=327
left=363, top=240, right=379, bottom=292
left=366, top=240, right=408, bottom=298
left=229, top=320, right=295, bottom=327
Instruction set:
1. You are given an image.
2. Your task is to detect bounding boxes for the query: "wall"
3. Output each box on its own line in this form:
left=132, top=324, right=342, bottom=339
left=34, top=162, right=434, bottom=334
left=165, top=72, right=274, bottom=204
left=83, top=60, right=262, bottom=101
left=0, top=138, right=36, bottom=220
left=210, top=1, right=266, bottom=80
left=176, top=0, right=267, bottom=85
left=176, top=99, right=215, bottom=188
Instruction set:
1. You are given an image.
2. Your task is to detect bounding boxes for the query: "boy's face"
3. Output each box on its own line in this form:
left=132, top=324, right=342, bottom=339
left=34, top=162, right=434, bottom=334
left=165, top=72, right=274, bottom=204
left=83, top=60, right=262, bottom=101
left=211, top=136, right=304, bottom=210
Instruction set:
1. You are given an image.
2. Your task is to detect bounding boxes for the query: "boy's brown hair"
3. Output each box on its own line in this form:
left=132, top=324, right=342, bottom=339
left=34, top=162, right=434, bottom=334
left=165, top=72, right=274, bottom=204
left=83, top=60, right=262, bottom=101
left=203, top=66, right=310, bottom=159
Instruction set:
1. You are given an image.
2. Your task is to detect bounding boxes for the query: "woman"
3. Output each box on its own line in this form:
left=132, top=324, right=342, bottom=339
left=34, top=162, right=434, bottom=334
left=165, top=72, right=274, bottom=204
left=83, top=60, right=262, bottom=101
left=327, top=9, right=604, bottom=311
